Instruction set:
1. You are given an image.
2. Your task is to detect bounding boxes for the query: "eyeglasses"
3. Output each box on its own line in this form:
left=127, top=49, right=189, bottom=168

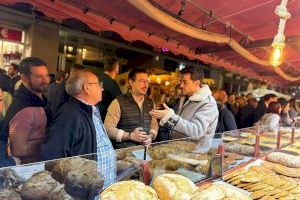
left=135, top=79, right=150, bottom=84
left=87, top=81, right=103, bottom=88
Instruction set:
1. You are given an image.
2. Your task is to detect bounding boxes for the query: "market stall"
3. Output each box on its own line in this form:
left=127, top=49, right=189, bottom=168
left=1, top=124, right=300, bottom=199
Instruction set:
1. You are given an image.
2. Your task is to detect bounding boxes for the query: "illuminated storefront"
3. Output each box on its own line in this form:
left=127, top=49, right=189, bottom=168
left=0, top=26, right=25, bottom=68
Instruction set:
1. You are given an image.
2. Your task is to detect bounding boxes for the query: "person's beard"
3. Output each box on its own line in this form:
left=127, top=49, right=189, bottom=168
left=28, top=79, right=48, bottom=93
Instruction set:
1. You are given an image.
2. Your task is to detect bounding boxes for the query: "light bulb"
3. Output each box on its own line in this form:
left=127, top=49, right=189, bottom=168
left=269, top=43, right=284, bottom=67
left=156, top=77, right=161, bottom=84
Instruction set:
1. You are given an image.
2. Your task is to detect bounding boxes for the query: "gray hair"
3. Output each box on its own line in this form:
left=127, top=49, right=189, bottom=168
left=65, top=69, right=89, bottom=97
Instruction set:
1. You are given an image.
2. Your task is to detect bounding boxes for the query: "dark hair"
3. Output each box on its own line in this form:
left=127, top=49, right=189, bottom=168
left=247, top=98, right=258, bottom=105
left=105, top=58, right=119, bottom=72
left=128, top=68, right=147, bottom=81
left=267, top=102, right=281, bottom=114
left=181, top=65, right=204, bottom=83
left=19, top=57, right=47, bottom=76
left=55, top=70, right=66, bottom=81
left=263, top=94, right=277, bottom=102
left=10, top=63, right=19, bottom=71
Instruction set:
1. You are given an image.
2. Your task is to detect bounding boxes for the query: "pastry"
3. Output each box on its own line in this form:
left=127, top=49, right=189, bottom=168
left=153, top=174, right=197, bottom=200
left=100, top=180, right=158, bottom=200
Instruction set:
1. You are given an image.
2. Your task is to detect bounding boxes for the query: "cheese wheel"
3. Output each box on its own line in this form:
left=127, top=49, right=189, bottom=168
left=100, top=180, right=159, bottom=200
left=153, top=174, right=196, bottom=200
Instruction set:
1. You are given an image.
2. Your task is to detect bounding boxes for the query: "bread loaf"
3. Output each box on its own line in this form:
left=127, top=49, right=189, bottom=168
left=21, top=171, right=73, bottom=200
left=267, top=152, right=300, bottom=168
left=153, top=173, right=197, bottom=200
left=100, top=180, right=159, bottom=200
left=0, top=189, right=21, bottom=200
left=224, top=142, right=254, bottom=156
left=192, top=184, right=251, bottom=200
left=47, top=157, right=104, bottom=199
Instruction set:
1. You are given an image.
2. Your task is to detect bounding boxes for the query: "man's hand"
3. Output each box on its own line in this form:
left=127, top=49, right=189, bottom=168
left=130, top=127, right=149, bottom=143
left=142, top=135, right=152, bottom=147
left=149, top=103, right=170, bottom=119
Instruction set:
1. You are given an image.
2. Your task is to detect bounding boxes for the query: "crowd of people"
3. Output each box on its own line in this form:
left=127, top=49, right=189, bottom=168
left=0, top=56, right=299, bottom=187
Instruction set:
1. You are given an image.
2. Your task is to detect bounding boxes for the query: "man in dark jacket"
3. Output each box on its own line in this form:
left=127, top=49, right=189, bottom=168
left=253, top=94, right=277, bottom=123
left=7, top=63, right=20, bottom=94
left=215, top=90, right=237, bottom=133
left=46, top=70, right=66, bottom=114
left=2, top=57, right=50, bottom=164
left=41, top=69, right=116, bottom=187
left=235, top=98, right=258, bottom=128
left=50, top=64, right=84, bottom=116
left=98, top=58, right=122, bottom=120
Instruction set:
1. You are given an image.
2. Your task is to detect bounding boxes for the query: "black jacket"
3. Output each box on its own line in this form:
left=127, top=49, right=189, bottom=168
left=41, top=97, right=97, bottom=161
left=254, top=101, right=267, bottom=122
left=216, top=105, right=237, bottom=133
left=50, top=80, right=70, bottom=116
left=1, top=84, right=48, bottom=144
left=235, top=104, right=256, bottom=128
left=98, top=72, right=121, bottom=120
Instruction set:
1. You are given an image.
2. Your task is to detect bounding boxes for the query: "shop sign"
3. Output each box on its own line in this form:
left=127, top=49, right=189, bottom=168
left=0, top=27, right=22, bottom=42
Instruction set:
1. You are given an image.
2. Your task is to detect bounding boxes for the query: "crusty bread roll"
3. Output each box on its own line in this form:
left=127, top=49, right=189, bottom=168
left=267, top=152, right=300, bottom=168
left=153, top=174, right=197, bottom=200
left=21, top=171, right=72, bottom=200
left=100, top=180, right=159, bottom=200
left=192, top=184, right=251, bottom=200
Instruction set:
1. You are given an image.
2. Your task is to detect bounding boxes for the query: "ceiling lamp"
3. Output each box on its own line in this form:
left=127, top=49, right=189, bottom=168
left=269, top=0, right=291, bottom=67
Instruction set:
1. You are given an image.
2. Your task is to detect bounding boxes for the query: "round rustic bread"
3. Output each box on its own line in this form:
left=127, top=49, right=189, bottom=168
left=0, top=189, right=21, bottom=200
left=100, top=180, right=159, bottom=200
left=153, top=173, right=197, bottom=200
left=20, top=171, right=72, bottom=200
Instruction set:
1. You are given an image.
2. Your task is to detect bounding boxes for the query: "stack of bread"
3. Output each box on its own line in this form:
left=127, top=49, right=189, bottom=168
left=224, top=165, right=300, bottom=199
left=100, top=180, right=159, bottom=200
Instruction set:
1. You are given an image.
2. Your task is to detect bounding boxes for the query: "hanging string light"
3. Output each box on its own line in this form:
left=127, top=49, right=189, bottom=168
left=269, top=0, right=291, bottom=67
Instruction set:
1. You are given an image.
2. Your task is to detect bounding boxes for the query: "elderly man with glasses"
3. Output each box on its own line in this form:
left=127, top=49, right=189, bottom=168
left=41, top=69, right=116, bottom=188
left=104, top=68, right=158, bottom=149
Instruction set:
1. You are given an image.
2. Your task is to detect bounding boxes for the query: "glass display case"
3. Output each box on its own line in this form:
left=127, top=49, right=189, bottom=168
left=0, top=152, right=143, bottom=200
left=3, top=127, right=299, bottom=199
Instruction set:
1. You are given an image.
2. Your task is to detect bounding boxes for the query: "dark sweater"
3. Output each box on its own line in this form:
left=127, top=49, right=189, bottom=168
left=235, top=104, right=256, bottom=128
left=98, top=72, right=121, bottom=120
left=216, top=106, right=237, bottom=133
left=41, top=97, right=97, bottom=160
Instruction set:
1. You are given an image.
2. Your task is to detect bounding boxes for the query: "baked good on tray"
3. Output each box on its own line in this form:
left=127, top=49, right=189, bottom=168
left=153, top=173, right=197, bottom=200
left=46, top=157, right=104, bottom=199
left=21, top=171, right=72, bottom=200
left=224, top=142, right=254, bottom=156
left=100, top=180, right=159, bottom=200
left=191, top=184, right=251, bottom=200
left=0, top=189, right=21, bottom=200
left=267, top=152, right=300, bottom=168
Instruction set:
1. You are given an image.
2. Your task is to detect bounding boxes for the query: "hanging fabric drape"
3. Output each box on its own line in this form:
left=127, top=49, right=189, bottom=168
left=127, top=0, right=300, bottom=81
